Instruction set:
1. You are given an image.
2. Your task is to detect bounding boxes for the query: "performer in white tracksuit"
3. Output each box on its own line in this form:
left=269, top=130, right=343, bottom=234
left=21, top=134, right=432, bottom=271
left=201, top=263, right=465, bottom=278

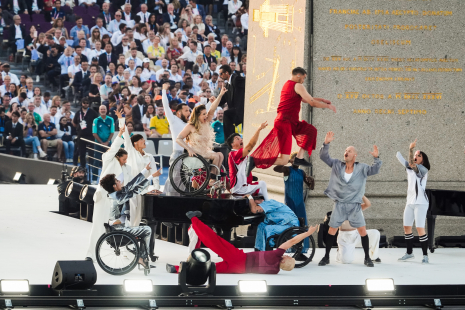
left=85, top=125, right=132, bottom=261
left=396, top=139, right=431, bottom=264
left=336, top=196, right=381, bottom=264
left=117, top=111, right=161, bottom=227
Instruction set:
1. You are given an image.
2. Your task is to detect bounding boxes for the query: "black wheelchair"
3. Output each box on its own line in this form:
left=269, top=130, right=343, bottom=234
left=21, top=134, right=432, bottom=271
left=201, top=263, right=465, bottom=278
left=264, top=218, right=316, bottom=268
left=168, top=153, right=228, bottom=197
left=95, top=224, right=152, bottom=276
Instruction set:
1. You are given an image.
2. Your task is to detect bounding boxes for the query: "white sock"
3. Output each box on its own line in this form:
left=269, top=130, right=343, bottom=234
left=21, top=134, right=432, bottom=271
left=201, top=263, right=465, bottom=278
left=33, top=153, right=38, bottom=159
left=38, top=147, right=43, bottom=151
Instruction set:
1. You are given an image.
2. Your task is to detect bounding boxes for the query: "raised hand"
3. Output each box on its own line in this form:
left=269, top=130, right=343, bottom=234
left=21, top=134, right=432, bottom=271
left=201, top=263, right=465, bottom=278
left=327, top=103, right=337, bottom=113
left=187, top=148, right=197, bottom=157
left=162, top=82, right=170, bottom=90
left=369, top=145, right=379, bottom=158
left=152, top=168, right=162, bottom=178
left=115, top=110, right=123, bottom=119
left=118, top=124, right=126, bottom=136
left=409, top=139, right=417, bottom=150
left=259, top=121, right=268, bottom=130
left=219, top=86, right=228, bottom=96
left=324, top=131, right=335, bottom=144
left=145, top=163, right=152, bottom=171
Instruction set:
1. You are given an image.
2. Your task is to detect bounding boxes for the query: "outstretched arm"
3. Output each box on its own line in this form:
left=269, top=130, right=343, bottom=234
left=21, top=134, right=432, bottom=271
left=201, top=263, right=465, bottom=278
left=273, top=165, right=290, bottom=176
left=294, top=83, right=336, bottom=113
left=176, top=124, right=196, bottom=156
left=207, top=86, right=227, bottom=122
left=396, top=151, right=409, bottom=168
left=408, top=139, right=419, bottom=173
left=279, top=225, right=317, bottom=251
left=319, top=131, right=338, bottom=167
left=161, top=83, right=176, bottom=124
left=242, top=121, right=268, bottom=158
left=366, top=145, right=382, bottom=176
left=361, top=196, right=371, bottom=211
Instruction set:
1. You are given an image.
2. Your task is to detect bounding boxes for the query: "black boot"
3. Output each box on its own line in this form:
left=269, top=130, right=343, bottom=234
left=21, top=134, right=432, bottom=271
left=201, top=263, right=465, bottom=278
left=245, top=156, right=256, bottom=176
left=294, top=157, right=312, bottom=167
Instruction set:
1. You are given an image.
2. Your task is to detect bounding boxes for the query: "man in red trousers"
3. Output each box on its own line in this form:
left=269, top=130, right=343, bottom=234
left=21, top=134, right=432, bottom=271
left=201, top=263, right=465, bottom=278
left=166, top=207, right=317, bottom=274
left=246, top=67, right=336, bottom=175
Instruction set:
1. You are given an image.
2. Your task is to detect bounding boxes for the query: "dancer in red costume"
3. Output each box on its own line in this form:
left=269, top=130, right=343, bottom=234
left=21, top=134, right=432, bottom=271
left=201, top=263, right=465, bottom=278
left=246, top=67, right=336, bottom=174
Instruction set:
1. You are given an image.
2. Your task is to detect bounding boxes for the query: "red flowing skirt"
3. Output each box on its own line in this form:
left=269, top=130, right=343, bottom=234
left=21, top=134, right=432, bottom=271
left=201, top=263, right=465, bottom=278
left=251, top=117, right=317, bottom=169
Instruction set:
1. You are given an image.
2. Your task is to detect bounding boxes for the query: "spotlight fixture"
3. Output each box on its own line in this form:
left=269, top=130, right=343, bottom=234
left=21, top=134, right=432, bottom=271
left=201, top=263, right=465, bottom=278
left=79, top=184, right=96, bottom=204
left=13, top=172, right=26, bottom=184
left=65, top=182, right=85, bottom=200
left=123, top=280, right=153, bottom=294
left=178, top=249, right=216, bottom=296
left=237, top=280, right=268, bottom=295
left=0, top=280, right=29, bottom=295
left=365, top=278, right=395, bottom=296
left=47, top=178, right=61, bottom=185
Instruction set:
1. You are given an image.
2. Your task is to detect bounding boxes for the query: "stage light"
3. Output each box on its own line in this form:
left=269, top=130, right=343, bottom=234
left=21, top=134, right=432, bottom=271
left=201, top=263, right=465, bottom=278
left=0, top=280, right=29, bottom=295
left=47, top=178, right=60, bottom=185
left=13, top=172, right=26, bottom=184
left=237, top=280, right=268, bottom=295
left=365, top=278, right=395, bottom=295
left=179, top=249, right=216, bottom=296
left=123, top=280, right=153, bottom=294
left=65, top=182, right=85, bottom=200
left=79, top=184, right=96, bottom=204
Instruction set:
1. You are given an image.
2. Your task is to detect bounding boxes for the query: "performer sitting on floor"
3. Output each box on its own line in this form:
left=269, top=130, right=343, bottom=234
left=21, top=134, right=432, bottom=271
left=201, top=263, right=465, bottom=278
left=274, top=152, right=315, bottom=253
left=248, top=195, right=301, bottom=253
left=167, top=209, right=317, bottom=274
left=85, top=125, right=132, bottom=262
left=176, top=86, right=228, bottom=183
left=246, top=67, right=336, bottom=176
left=396, top=139, right=431, bottom=264
left=336, top=196, right=381, bottom=264
left=99, top=163, right=162, bottom=273
left=226, top=121, right=269, bottom=200
left=318, top=131, right=382, bottom=268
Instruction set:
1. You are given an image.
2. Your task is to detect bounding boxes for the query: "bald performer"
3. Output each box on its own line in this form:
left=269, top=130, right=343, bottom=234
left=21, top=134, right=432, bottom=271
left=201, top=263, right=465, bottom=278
left=317, top=131, right=382, bottom=267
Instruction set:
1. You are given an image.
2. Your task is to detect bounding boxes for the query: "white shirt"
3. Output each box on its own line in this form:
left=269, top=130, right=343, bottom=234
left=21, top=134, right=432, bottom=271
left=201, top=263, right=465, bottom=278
left=161, top=90, right=185, bottom=152
left=0, top=84, right=10, bottom=96
left=240, top=12, right=249, bottom=30
left=344, top=172, right=352, bottom=182
left=396, top=152, right=429, bottom=205
left=68, top=64, right=81, bottom=76
left=111, top=30, right=122, bottom=46
left=1, top=72, right=20, bottom=85
left=112, top=74, right=125, bottom=83
left=169, top=72, right=183, bottom=83
left=90, top=49, right=104, bottom=59
left=34, top=104, right=48, bottom=118
left=137, top=11, right=150, bottom=23
left=50, top=113, right=59, bottom=124
left=142, top=114, right=153, bottom=128
left=15, top=25, right=23, bottom=39
left=125, top=56, right=142, bottom=67
left=179, top=49, right=202, bottom=63
left=207, top=79, right=218, bottom=90
left=129, top=86, right=142, bottom=95
left=155, top=67, right=169, bottom=81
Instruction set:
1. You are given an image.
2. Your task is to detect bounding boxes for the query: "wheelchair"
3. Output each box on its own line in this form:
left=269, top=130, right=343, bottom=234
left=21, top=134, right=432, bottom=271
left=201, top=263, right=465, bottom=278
left=168, top=153, right=228, bottom=197
left=95, top=223, right=151, bottom=276
left=264, top=218, right=316, bottom=268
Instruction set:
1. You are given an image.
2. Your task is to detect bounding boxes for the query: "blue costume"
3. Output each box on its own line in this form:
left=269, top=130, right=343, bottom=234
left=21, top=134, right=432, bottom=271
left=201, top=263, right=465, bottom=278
left=255, top=199, right=300, bottom=251
left=284, top=166, right=310, bottom=251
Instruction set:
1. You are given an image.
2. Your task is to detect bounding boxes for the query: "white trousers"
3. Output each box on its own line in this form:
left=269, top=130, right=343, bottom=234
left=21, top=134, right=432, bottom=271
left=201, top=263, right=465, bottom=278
left=232, top=181, right=269, bottom=200
left=188, top=225, right=200, bottom=253
left=336, top=229, right=380, bottom=264
left=85, top=194, right=112, bottom=260
left=403, top=204, right=428, bottom=228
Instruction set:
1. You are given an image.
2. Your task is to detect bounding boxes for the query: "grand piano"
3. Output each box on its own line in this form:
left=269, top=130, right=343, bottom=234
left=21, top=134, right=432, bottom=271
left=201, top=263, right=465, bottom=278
left=426, top=189, right=465, bottom=252
left=141, top=193, right=264, bottom=258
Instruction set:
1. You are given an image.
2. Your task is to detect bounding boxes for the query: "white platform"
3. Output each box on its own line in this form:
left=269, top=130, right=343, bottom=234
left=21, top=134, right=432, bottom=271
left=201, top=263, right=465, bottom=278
left=1, top=185, right=465, bottom=286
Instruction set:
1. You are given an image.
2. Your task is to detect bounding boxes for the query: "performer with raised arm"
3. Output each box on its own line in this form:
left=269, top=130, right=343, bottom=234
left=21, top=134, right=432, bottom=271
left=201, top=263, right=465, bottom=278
left=396, top=139, right=431, bottom=264
left=117, top=110, right=161, bottom=227
left=85, top=125, right=132, bottom=262
left=246, top=67, right=336, bottom=175
left=99, top=163, right=162, bottom=274
left=176, top=86, right=228, bottom=183
left=166, top=209, right=317, bottom=274
left=318, top=131, right=382, bottom=267
left=226, top=121, right=269, bottom=200
left=160, top=82, right=191, bottom=195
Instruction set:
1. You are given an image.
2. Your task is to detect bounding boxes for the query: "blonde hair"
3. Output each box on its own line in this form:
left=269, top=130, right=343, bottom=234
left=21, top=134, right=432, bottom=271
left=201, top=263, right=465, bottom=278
left=188, top=104, right=206, bottom=131
left=279, top=257, right=295, bottom=271
left=26, top=112, right=37, bottom=127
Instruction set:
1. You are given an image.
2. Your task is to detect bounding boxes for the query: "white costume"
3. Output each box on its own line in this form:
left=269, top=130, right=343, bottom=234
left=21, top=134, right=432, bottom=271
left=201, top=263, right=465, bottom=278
left=336, top=220, right=380, bottom=264
left=123, top=127, right=160, bottom=227
left=86, top=134, right=132, bottom=260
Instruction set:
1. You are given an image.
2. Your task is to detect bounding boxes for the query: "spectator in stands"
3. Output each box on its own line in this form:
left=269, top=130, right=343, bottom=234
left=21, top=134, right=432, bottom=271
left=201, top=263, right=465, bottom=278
left=4, top=110, right=25, bottom=156
left=137, top=4, right=150, bottom=24
left=56, top=99, right=74, bottom=120
left=18, top=108, right=27, bottom=124
left=1, top=95, right=11, bottom=112
left=2, top=64, right=20, bottom=85
left=12, top=92, right=28, bottom=109
left=147, top=35, right=165, bottom=62
left=23, top=112, right=46, bottom=159
left=192, top=15, right=205, bottom=35
left=90, top=18, right=111, bottom=39
left=107, top=62, right=116, bottom=77
left=107, top=11, right=126, bottom=35
left=230, top=46, right=242, bottom=64
left=92, top=104, right=114, bottom=182
left=194, top=55, right=208, bottom=74
left=0, top=75, right=11, bottom=96
left=210, top=41, right=220, bottom=60
left=88, top=72, right=103, bottom=104
left=70, top=16, right=90, bottom=40
left=45, top=45, right=61, bottom=88
left=91, top=57, right=106, bottom=77
left=57, top=116, right=74, bottom=162
left=207, top=72, right=219, bottom=91
left=149, top=105, right=170, bottom=138
left=241, top=8, right=248, bottom=36
left=72, top=60, right=90, bottom=96
left=224, top=40, right=233, bottom=57
left=219, top=34, right=229, bottom=56
left=24, top=78, right=34, bottom=99
left=73, top=98, right=98, bottom=167
left=115, top=35, right=131, bottom=56
left=33, top=95, right=48, bottom=118
left=99, top=42, right=117, bottom=70
left=50, top=0, right=66, bottom=22
left=142, top=103, right=155, bottom=135
left=8, top=16, right=25, bottom=61
left=49, top=106, right=59, bottom=124
left=112, top=64, right=125, bottom=83
left=163, top=4, right=179, bottom=30
left=0, top=107, right=9, bottom=139
left=98, top=3, right=111, bottom=28
left=48, top=18, right=69, bottom=39
left=39, top=113, right=63, bottom=160
left=57, top=47, right=74, bottom=97
left=100, top=74, right=113, bottom=102
left=73, top=46, right=88, bottom=63
left=131, top=94, right=146, bottom=131
left=204, top=15, right=220, bottom=39
left=27, top=102, right=41, bottom=124
left=49, top=95, right=61, bottom=110
left=89, top=28, right=101, bottom=49
left=78, top=37, right=92, bottom=58
left=122, top=4, right=135, bottom=28
left=179, top=41, right=202, bottom=70
left=211, top=108, right=224, bottom=144
left=203, top=44, right=216, bottom=66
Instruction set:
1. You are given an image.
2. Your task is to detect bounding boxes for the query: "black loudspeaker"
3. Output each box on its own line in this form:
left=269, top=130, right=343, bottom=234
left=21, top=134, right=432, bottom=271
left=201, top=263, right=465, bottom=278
left=51, top=261, right=97, bottom=290
left=435, top=236, right=465, bottom=248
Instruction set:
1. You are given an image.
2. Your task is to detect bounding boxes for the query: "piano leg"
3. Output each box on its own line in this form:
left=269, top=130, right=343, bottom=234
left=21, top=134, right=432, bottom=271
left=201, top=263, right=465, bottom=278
left=149, top=221, right=158, bottom=262
left=221, top=226, right=233, bottom=243
left=426, top=215, right=436, bottom=253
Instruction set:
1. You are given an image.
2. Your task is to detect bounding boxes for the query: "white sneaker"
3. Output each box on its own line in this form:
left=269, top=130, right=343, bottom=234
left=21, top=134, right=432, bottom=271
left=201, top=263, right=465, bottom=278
left=62, top=86, right=70, bottom=90
left=33, top=153, right=38, bottom=159
left=398, top=253, right=415, bottom=261
left=422, top=255, right=429, bottom=264
left=36, top=76, right=40, bottom=82
left=39, top=150, right=47, bottom=158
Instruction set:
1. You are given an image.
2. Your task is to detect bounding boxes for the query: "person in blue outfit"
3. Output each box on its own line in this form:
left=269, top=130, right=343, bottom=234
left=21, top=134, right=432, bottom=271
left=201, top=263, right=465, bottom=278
left=273, top=153, right=314, bottom=252
left=248, top=196, right=300, bottom=253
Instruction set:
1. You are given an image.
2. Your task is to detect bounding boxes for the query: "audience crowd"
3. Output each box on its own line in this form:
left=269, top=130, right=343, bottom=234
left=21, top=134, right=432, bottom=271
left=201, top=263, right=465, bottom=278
left=0, top=0, right=248, bottom=167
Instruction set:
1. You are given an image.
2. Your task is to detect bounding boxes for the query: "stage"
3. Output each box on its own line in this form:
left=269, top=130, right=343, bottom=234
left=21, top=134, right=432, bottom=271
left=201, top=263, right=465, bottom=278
left=1, top=185, right=465, bottom=287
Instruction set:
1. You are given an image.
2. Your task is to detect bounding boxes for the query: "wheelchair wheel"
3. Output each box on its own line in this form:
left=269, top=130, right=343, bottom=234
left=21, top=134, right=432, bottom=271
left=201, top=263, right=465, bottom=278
left=276, top=227, right=316, bottom=268
left=96, top=231, right=140, bottom=275
left=169, top=153, right=211, bottom=196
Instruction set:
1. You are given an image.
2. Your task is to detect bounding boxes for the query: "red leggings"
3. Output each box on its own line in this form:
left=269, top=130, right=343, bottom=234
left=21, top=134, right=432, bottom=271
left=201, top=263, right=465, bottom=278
left=177, top=217, right=247, bottom=274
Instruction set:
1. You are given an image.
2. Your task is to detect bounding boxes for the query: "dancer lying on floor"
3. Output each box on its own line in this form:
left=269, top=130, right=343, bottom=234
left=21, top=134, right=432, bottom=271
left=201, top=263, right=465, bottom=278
left=167, top=210, right=317, bottom=274
left=99, top=163, right=162, bottom=273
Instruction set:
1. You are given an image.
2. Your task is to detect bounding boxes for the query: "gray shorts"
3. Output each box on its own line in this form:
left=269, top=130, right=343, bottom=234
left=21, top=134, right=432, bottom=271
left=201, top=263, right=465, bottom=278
left=328, top=202, right=366, bottom=228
